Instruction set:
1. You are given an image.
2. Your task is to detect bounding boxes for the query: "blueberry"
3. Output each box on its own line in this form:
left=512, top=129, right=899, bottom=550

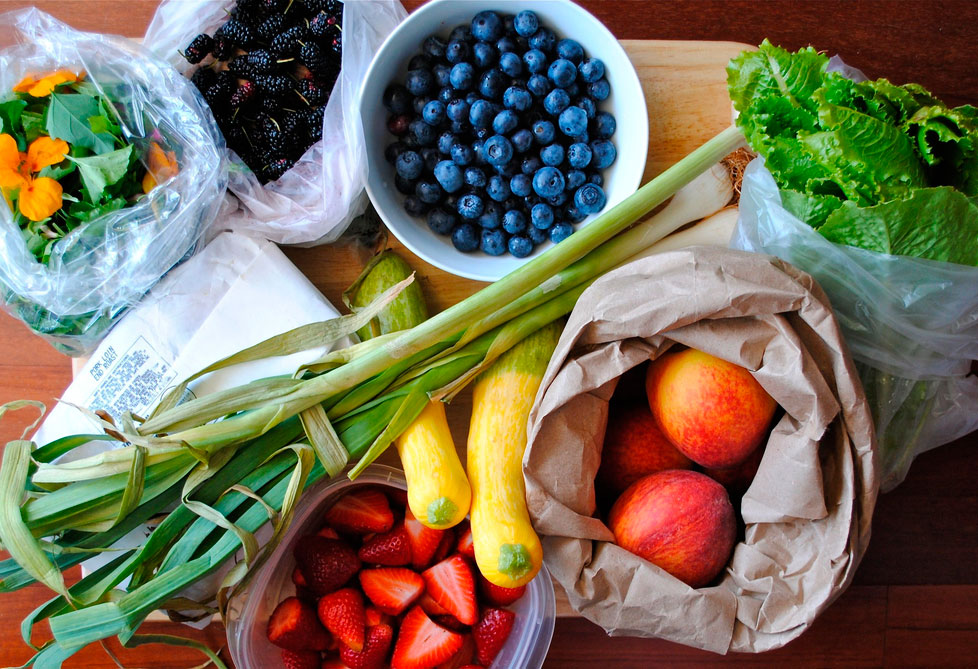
left=409, top=54, right=432, bottom=71
left=502, top=209, right=527, bottom=234
left=385, top=141, right=406, bottom=163
left=449, top=24, right=472, bottom=43
left=510, top=173, right=533, bottom=197
left=395, top=150, right=424, bottom=180
left=543, top=88, right=571, bottom=116
left=564, top=204, right=587, bottom=223
left=531, top=202, right=554, bottom=229
left=572, top=131, right=590, bottom=145
left=444, top=193, right=459, bottom=210
left=446, top=98, right=470, bottom=123
left=588, top=78, right=611, bottom=101
left=565, top=168, right=587, bottom=190
left=476, top=126, right=492, bottom=141
left=510, top=128, right=534, bottom=154
left=567, top=142, right=592, bottom=168
left=548, top=191, right=568, bottom=207
left=523, top=49, right=547, bottom=74
left=527, top=74, right=551, bottom=98
left=421, top=147, right=441, bottom=171
left=588, top=171, right=604, bottom=186
left=496, top=35, right=525, bottom=54
left=578, top=58, right=605, bottom=83
left=427, top=207, right=456, bottom=235
left=450, top=119, right=468, bottom=136
left=451, top=222, right=480, bottom=252
left=394, top=174, right=416, bottom=195
left=471, top=10, right=503, bottom=42
left=412, top=95, right=431, bottom=116
left=565, top=82, right=581, bottom=98
left=548, top=58, right=577, bottom=88
left=410, top=119, right=437, bottom=146
left=493, top=109, right=520, bottom=135
left=533, top=166, right=565, bottom=198
left=558, top=106, right=588, bottom=136
left=473, top=42, right=497, bottom=69
left=405, top=69, right=433, bottom=96
left=528, top=224, right=549, bottom=245
left=550, top=222, right=574, bottom=243
left=486, top=174, right=511, bottom=202
left=540, top=143, right=564, bottom=167
left=495, top=161, right=520, bottom=178
left=503, top=86, right=532, bottom=112
left=450, top=62, right=475, bottom=90
left=469, top=99, right=495, bottom=129
left=574, top=183, right=607, bottom=214
left=524, top=193, right=543, bottom=208
left=471, top=138, right=487, bottom=164
left=404, top=195, right=429, bottom=216
left=422, top=35, right=446, bottom=60
left=450, top=143, right=475, bottom=166
left=464, top=166, right=487, bottom=189
left=445, top=40, right=471, bottom=64
left=499, top=51, right=523, bottom=77
left=557, top=38, right=584, bottom=64
left=522, top=155, right=543, bottom=175
left=479, top=69, right=507, bottom=99
left=436, top=86, right=454, bottom=104
left=508, top=235, right=534, bottom=258
left=415, top=180, right=443, bottom=204
left=438, top=131, right=456, bottom=155
left=481, top=228, right=507, bottom=255
left=577, top=97, right=596, bottom=119
left=514, top=10, right=539, bottom=37
left=383, top=84, right=412, bottom=114
left=457, top=193, right=485, bottom=220
left=422, top=100, right=446, bottom=126
left=479, top=201, right=502, bottom=228
left=432, top=64, right=452, bottom=88
left=483, top=135, right=514, bottom=167
left=528, top=27, right=556, bottom=52
left=590, top=139, right=617, bottom=168
left=594, top=111, right=616, bottom=139
left=466, top=91, right=481, bottom=105
left=433, top=160, right=463, bottom=193
left=531, top=120, right=555, bottom=145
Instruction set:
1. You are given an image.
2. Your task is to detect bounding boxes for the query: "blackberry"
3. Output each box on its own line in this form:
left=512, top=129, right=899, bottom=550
left=329, top=33, right=342, bottom=55
left=256, top=113, right=285, bottom=151
left=183, top=34, right=213, bottom=64
left=305, top=106, right=325, bottom=143
left=228, top=54, right=256, bottom=79
left=260, top=96, right=282, bottom=114
left=257, top=0, right=287, bottom=14
left=211, top=34, right=233, bottom=60
left=230, top=80, right=258, bottom=108
left=255, top=73, right=294, bottom=98
left=271, top=25, right=307, bottom=57
left=204, top=70, right=234, bottom=111
left=299, top=42, right=329, bottom=75
left=256, top=14, right=285, bottom=42
left=263, top=156, right=295, bottom=183
left=297, top=77, right=328, bottom=106
left=247, top=48, right=276, bottom=74
left=217, top=19, right=254, bottom=49
left=309, top=11, right=340, bottom=39
left=304, top=0, right=341, bottom=15
left=191, top=66, right=217, bottom=94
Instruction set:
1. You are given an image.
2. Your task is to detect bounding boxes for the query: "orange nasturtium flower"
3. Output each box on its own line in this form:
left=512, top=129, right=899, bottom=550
left=12, top=70, right=81, bottom=97
left=141, top=141, right=179, bottom=194
left=0, top=133, right=69, bottom=221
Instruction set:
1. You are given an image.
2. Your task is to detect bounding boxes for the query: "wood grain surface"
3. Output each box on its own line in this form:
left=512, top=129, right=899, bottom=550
left=1, top=1, right=977, bottom=667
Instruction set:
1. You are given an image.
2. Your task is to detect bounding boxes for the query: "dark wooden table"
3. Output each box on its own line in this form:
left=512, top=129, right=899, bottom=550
left=1, top=1, right=976, bottom=667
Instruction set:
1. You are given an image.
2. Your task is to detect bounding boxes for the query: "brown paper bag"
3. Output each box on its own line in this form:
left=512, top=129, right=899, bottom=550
left=524, top=246, right=878, bottom=653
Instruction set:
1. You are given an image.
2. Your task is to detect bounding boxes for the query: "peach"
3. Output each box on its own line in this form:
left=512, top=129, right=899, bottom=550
left=596, top=402, right=693, bottom=500
left=645, top=349, right=776, bottom=469
left=608, top=470, right=736, bottom=588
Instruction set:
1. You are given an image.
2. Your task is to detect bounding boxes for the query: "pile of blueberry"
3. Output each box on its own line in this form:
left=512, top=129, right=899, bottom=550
left=383, top=9, right=617, bottom=258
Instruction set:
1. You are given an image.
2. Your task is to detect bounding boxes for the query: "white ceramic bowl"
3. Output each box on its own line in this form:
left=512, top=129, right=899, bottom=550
left=360, top=0, right=648, bottom=282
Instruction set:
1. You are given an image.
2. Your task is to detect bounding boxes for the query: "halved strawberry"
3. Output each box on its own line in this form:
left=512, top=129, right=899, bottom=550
left=391, top=606, right=465, bottom=669
left=317, top=588, right=366, bottom=653
left=477, top=572, right=526, bottom=607
left=339, top=623, right=393, bottom=669
left=364, top=605, right=392, bottom=628
left=419, top=591, right=451, bottom=617
left=267, top=596, right=331, bottom=651
left=325, top=489, right=394, bottom=534
left=422, top=555, right=478, bottom=626
left=404, top=509, right=445, bottom=570
left=473, top=608, right=516, bottom=666
left=436, top=633, right=477, bottom=669
left=455, top=523, right=474, bottom=561
left=433, top=527, right=456, bottom=564
left=280, top=649, right=322, bottom=669
left=358, top=524, right=412, bottom=566
left=359, top=567, right=425, bottom=615
left=294, top=535, right=361, bottom=596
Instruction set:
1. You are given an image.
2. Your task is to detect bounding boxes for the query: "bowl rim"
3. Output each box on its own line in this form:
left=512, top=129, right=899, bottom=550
left=359, top=0, right=649, bottom=282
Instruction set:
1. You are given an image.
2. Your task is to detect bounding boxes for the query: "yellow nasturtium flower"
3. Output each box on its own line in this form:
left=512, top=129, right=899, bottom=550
left=0, top=133, right=69, bottom=221
left=141, top=141, right=179, bottom=194
left=12, top=70, right=80, bottom=97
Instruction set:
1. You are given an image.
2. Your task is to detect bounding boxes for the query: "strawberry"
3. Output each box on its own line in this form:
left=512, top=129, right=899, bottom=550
left=434, top=615, right=469, bottom=633
left=267, top=596, right=331, bottom=651
left=435, top=633, right=477, bottom=669
left=358, top=525, right=413, bottom=566
left=292, top=565, right=308, bottom=588
left=325, top=489, right=394, bottom=534
left=404, top=509, right=445, bottom=570
left=391, top=606, right=464, bottom=669
left=318, top=588, right=366, bottom=653
left=472, top=608, right=515, bottom=666
left=422, top=555, right=478, bottom=626
left=419, top=592, right=451, bottom=617
left=294, top=535, right=361, bottom=596
left=280, top=649, right=322, bottom=669
left=364, top=605, right=392, bottom=628
left=321, top=659, right=352, bottom=669
left=477, top=572, right=526, bottom=607
left=433, top=527, right=456, bottom=564
left=455, top=524, right=474, bottom=560
left=318, top=526, right=341, bottom=540
left=359, top=567, right=425, bottom=616
left=339, top=622, right=393, bottom=669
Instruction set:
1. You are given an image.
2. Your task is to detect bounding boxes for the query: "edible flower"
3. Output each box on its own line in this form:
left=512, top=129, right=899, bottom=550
left=141, top=141, right=179, bottom=194
left=12, top=70, right=81, bottom=97
left=0, top=133, right=69, bottom=221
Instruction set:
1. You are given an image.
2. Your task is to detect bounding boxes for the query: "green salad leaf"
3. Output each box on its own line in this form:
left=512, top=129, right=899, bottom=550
left=45, top=93, right=116, bottom=154
left=67, top=146, right=134, bottom=203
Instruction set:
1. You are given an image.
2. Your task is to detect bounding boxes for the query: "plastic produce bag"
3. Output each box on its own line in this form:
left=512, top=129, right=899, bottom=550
left=732, top=158, right=978, bottom=491
left=144, top=0, right=407, bottom=246
left=0, top=9, right=227, bottom=356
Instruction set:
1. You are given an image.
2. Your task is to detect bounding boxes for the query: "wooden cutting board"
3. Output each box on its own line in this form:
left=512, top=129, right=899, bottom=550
left=77, top=39, right=751, bottom=620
